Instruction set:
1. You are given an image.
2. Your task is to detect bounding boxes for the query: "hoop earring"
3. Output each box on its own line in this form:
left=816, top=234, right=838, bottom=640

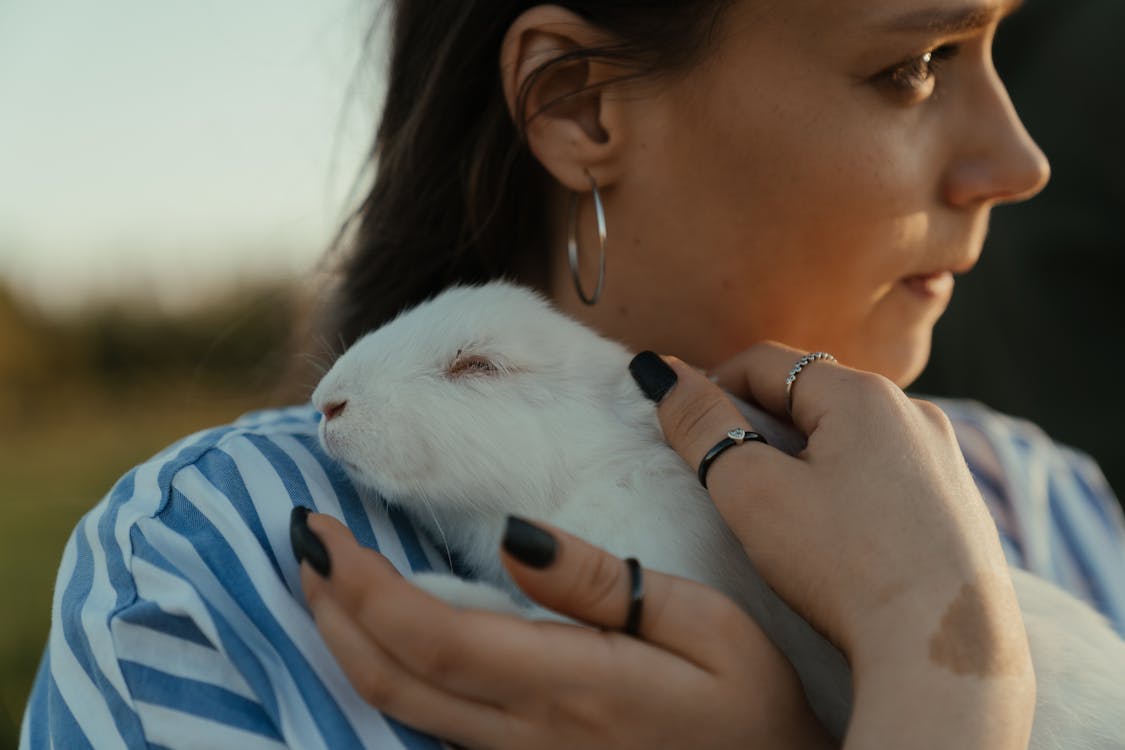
left=567, top=171, right=607, bottom=306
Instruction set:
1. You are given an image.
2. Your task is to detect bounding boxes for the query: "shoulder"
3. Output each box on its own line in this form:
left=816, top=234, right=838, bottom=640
left=26, top=405, right=449, bottom=750
left=929, top=397, right=1118, bottom=513
left=103, top=404, right=443, bottom=577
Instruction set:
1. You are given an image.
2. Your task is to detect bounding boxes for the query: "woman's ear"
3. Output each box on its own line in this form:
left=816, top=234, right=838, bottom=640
left=500, top=6, right=629, bottom=191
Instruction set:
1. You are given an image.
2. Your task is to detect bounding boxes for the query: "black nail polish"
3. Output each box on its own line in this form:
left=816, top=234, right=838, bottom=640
left=290, top=506, right=332, bottom=577
left=502, top=516, right=557, bottom=569
left=629, top=351, right=678, bottom=403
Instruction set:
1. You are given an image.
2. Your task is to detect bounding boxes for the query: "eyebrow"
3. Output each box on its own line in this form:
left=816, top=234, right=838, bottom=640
left=874, top=0, right=1024, bottom=34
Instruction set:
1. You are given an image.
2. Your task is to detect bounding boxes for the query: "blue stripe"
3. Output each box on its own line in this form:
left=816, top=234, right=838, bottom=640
left=38, top=427, right=238, bottom=747
left=243, top=434, right=317, bottom=511
left=286, top=433, right=383, bottom=552
left=116, top=600, right=215, bottom=650
left=388, top=504, right=435, bottom=573
left=120, top=660, right=282, bottom=741
left=1047, top=475, right=1113, bottom=618
left=58, top=512, right=148, bottom=747
left=997, top=531, right=1025, bottom=569
left=155, top=493, right=368, bottom=748
left=100, top=473, right=140, bottom=614
left=131, top=522, right=439, bottom=749
left=24, top=651, right=51, bottom=749
left=154, top=427, right=239, bottom=516
left=129, top=529, right=282, bottom=724
left=33, top=411, right=452, bottom=748
left=965, top=461, right=1007, bottom=509
left=46, top=666, right=94, bottom=750
left=195, top=448, right=284, bottom=581
left=1067, top=464, right=1119, bottom=531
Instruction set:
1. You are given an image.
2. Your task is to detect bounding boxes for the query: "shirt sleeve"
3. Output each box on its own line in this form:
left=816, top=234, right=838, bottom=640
left=936, top=398, right=1125, bottom=637
left=21, top=414, right=452, bottom=749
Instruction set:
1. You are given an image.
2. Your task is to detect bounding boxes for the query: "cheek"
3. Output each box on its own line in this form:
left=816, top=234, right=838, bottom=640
left=724, top=103, right=926, bottom=256
left=649, top=93, right=940, bottom=366
left=331, top=400, right=440, bottom=492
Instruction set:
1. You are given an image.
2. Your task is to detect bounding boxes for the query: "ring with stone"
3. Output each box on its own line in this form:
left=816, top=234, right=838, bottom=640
left=697, top=428, right=769, bottom=489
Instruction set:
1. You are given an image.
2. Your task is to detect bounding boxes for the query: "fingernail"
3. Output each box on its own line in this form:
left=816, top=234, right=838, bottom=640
left=291, top=506, right=332, bottom=577
left=629, top=351, right=678, bottom=403
left=502, top=516, right=557, bottom=569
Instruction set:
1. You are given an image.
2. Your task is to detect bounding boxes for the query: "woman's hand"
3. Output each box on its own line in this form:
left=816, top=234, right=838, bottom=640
left=628, top=343, right=1036, bottom=747
left=294, top=510, right=836, bottom=750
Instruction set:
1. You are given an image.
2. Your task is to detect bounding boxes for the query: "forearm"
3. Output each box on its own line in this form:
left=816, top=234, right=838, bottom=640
left=846, top=660, right=1035, bottom=748
left=843, top=585, right=1036, bottom=750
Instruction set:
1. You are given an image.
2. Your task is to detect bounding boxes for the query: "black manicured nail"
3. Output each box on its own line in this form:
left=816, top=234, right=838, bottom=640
left=629, top=351, right=678, bottom=403
left=502, top=516, right=557, bottom=569
left=291, top=506, right=332, bottom=578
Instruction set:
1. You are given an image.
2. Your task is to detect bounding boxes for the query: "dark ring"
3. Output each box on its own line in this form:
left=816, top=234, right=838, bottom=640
left=697, top=431, right=768, bottom=489
left=622, top=557, right=644, bottom=637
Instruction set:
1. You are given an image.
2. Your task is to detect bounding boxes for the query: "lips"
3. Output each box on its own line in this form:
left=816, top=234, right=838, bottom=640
left=901, top=270, right=954, bottom=298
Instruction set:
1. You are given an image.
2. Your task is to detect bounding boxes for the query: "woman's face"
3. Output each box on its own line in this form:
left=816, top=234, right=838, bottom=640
left=546, top=0, right=1049, bottom=385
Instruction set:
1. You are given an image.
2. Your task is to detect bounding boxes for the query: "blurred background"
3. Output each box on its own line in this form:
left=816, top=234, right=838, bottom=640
left=0, top=0, right=379, bottom=744
left=1, top=0, right=1122, bottom=747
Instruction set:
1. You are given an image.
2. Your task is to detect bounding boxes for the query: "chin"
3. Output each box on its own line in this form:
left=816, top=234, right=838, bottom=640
left=884, top=336, right=932, bottom=389
left=844, top=330, right=932, bottom=389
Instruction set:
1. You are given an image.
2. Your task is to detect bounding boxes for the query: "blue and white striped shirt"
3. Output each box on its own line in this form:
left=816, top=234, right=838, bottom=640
left=21, top=401, right=1125, bottom=748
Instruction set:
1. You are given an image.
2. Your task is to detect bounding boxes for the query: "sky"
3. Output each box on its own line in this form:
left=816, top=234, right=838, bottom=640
left=0, top=0, right=385, bottom=313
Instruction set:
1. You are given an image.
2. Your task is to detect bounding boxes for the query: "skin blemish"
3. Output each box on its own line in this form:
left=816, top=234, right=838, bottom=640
left=928, top=583, right=1021, bottom=677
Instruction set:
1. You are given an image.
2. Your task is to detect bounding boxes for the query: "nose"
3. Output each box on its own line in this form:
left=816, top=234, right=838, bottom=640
left=321, top=400, right=348, bottom=422
left=943, top=69, right=1051, bottom=209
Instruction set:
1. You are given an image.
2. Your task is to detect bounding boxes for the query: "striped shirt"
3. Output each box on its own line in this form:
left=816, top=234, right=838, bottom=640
left=21, top=401, right=1125, bottom=748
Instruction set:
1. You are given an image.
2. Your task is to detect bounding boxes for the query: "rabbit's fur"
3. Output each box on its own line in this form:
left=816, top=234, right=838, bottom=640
left=313, top=281, right=1125, bottom=747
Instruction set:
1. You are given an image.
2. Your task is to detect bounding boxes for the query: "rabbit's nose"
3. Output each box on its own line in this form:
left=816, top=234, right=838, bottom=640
left=322, top=400, right=348, bottom=421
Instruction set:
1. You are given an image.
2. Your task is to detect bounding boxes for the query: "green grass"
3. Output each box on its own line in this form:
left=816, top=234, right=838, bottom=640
left=0, top=384, right=278, bottom=749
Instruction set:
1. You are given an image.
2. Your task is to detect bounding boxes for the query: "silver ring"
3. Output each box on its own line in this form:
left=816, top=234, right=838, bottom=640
left=785, top=352, right=836, bottom=417
left=567, top=170, right=607, bottom=306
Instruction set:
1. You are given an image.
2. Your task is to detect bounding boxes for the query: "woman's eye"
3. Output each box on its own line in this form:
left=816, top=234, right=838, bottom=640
left=878, top=45, right=960, bottom=101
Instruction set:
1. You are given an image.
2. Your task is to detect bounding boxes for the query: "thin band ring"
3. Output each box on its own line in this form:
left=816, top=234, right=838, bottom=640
left=785, top=352, right=836, bottom=417
left=622, top=557, right=644, bottom=637
left=697, top=428, right=769, bottom=489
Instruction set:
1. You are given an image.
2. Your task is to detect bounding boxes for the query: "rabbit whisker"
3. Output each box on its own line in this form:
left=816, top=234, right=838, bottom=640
left=419, top=496, right=454, bottom=572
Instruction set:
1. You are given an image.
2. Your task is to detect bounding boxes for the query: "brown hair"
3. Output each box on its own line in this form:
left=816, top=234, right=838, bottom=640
left=324, top=0, right=731, bottom=348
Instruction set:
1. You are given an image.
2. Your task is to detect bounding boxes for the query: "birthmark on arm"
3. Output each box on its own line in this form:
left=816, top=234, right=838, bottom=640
left=928, top=582, right=1022, bottom=677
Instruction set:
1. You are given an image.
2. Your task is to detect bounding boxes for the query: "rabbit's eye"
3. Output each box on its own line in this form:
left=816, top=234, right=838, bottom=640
left=448, top=351, right=499, bottom=377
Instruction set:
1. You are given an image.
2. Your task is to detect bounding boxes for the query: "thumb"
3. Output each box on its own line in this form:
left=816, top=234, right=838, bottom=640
left=500, top=516, right=764, bottom=670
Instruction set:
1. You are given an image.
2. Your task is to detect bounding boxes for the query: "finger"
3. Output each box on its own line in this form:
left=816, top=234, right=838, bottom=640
left=707, top=341, right=850, bottom=432
left=302, top=513, right=632, bottom=704
left=306, top=571, right=522, bottom=748
left=629, top=351, right=795, bottom=492
left=499, top=516, right=774, bottom=673
left=303, top=514, right=516, bottom=701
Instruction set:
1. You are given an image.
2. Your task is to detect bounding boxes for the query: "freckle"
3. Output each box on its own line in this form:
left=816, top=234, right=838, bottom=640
left=928, top=583, right=1019, bottom=677
left=616, top=306, right=629, bottom=318
left=721, top=278, right=734, bottom=291
left=875, top=581, right=908, bottom=608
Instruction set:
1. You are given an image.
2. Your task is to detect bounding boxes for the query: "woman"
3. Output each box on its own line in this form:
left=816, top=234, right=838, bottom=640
left=23, top=1, right=1125, bottom=748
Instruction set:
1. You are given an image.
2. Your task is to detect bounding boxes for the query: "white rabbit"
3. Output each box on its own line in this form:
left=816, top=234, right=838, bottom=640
left=312, top=280, right=1125, bottom=748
